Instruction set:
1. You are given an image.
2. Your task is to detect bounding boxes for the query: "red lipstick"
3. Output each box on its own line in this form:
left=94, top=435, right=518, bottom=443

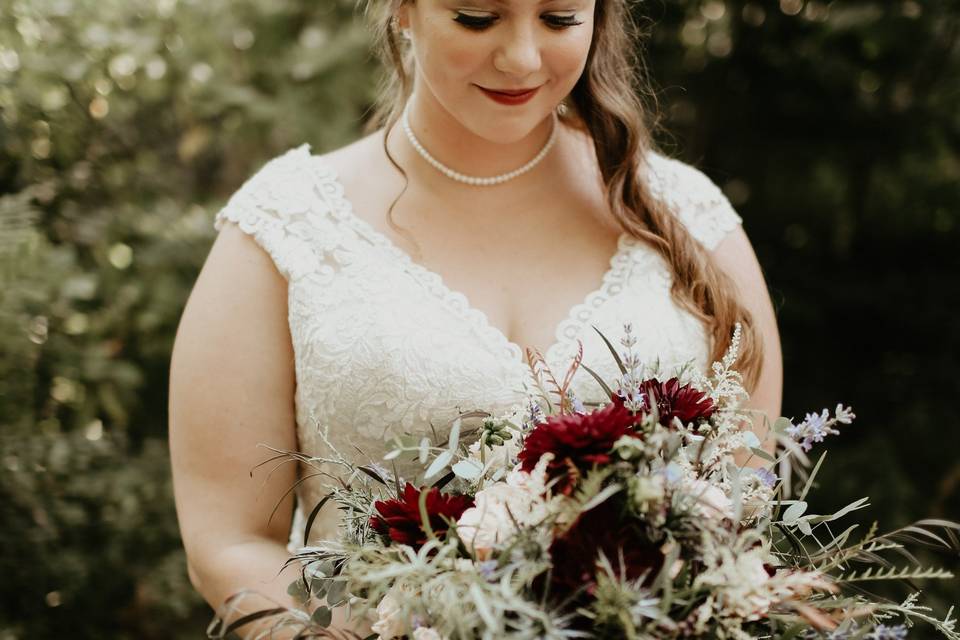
left=477, top=85, right=540, bottom=105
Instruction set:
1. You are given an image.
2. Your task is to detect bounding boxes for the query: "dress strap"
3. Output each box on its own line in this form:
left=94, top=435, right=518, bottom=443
left=213, top=143, right=343, bottom=282
left=644, top=151, right=744, bottom=251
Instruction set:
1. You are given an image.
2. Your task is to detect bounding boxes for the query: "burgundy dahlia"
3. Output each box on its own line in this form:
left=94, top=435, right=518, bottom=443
left=369, top=482, right=474, bottom=549
left=638, top=376, right=716, bottom=426
left=543, top=497, right=664, bottom=601
left=517, top=397, right=642, bottom=496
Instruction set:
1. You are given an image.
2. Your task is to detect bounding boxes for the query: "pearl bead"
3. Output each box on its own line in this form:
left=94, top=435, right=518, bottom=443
left=401, top=100, right=558, bottom=187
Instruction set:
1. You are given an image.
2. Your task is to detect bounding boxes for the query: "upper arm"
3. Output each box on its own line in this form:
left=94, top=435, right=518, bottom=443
left=711, top=225, right=784, bottom=451
left=168, top=220, right=298, bottom=575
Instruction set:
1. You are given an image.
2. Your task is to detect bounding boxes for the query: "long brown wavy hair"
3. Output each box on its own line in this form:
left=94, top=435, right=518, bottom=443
left=357, top=0, right=764, bottom=393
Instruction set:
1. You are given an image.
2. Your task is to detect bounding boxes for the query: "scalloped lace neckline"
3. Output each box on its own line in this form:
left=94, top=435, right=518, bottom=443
left=305, top=149, right=638, bottom=369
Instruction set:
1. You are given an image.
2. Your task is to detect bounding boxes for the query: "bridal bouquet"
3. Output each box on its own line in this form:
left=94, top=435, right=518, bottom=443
left=210, top=323, right=958, bottom=640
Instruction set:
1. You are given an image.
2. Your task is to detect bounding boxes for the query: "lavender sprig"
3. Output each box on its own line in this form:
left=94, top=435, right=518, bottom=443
left=615, top=322, right=648, bottom=412
left=786, top=403, right=856, bottom=451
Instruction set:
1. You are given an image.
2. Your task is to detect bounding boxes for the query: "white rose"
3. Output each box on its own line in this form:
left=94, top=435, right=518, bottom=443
left=456, top=481, right=522, bottom=559
left=683, top=479, right=734, bottom=520
left=456, top=459, right=556, bottom=558
left=370, top=582, right=416, bottom=639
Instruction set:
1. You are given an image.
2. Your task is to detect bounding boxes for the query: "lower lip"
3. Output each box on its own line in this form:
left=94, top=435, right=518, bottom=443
left=478, top=85, right=540, bottom=105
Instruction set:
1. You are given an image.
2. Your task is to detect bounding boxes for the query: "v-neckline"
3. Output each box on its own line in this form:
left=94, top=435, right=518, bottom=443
left=304, top=148, right=638, bottom=369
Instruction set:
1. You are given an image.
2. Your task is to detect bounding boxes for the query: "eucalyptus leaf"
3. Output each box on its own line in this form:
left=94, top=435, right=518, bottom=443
left=805, top=496, right=871, bottom=524
left=311, top=606, right=332, bottom=627
left=750, top=447, right=777, bottom=463
left=287, top=579, right=308, bottom=604
left=452, top=458, right=484, bottom=481
left=448, top=416, right=461, bottom=452
left=310, top=578, right=329, bottom=599
left=425, top=449, right=453, bottom=480
left=326, top=579, right=347, bottom=607
left=773, top=416, right=793, bottom=434
left=782, top=500, right=808, bottom=523
left=741, top=430, right=761, bottom=449
left=419, top=436, right=430, bottom=465
left=318, top=560, right=336, bottom=577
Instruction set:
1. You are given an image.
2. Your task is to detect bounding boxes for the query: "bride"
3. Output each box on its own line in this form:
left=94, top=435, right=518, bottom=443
left=168, top=0, right=782, bottom=637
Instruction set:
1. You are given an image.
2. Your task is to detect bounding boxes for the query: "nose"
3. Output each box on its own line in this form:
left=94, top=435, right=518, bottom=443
left=493, top=20, right=542, bottom=77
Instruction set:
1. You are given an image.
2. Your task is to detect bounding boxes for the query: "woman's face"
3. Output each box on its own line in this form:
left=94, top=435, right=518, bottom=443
left=400, top=0, right=596, bottom=142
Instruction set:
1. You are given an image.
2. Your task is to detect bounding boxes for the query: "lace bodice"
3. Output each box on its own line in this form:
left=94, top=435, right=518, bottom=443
left=212, top=143, right=743, bottom=550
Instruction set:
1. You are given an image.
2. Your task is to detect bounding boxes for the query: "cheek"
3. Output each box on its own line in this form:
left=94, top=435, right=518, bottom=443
left=419, top=21, right=485, bottom=81
left=547, top=32, right=593, bottom=86
left=568, top=27, right=595, bottom=73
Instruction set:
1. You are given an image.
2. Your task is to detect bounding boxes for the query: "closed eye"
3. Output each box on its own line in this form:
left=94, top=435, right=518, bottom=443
left=452, top=13, right=496, bottom=30
left=452, top=12, right=584, bottom=31
left=544, top=15, right=583, bottom=29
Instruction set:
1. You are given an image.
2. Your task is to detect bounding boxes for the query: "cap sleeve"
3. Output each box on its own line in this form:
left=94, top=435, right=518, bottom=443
left=213, top=143, right=324, bottom=281
left=644, top=151, right=743, bottom=251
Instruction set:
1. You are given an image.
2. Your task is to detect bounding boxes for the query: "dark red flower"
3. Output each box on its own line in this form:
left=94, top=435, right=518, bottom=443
left=517, top=397, right=642, bottom=496
left=540, top=497, right=664, bottom=602
left=369, top=482, right=474, bottom=550
left=637, top=377, right=716, bottom=426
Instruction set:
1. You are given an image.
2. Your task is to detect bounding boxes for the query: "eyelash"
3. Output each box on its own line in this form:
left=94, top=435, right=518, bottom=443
left=453, top=12, right=583, bottom=31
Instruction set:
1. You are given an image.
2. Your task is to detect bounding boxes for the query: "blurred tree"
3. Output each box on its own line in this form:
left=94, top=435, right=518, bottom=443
left=0, top=0, right=956, bottom=637
left=1, top=0, right=373, bottom=637
left=638, top=2, right=960, bottom=631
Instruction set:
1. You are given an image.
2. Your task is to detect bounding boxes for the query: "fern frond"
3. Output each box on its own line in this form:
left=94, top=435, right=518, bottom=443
left=837, top=565, right=955, bottom=583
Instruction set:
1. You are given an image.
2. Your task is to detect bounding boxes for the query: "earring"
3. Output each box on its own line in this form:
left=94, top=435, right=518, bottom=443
left=556, top=100, right=568, bottom=116
left=392, top=15, right=411, bottom=40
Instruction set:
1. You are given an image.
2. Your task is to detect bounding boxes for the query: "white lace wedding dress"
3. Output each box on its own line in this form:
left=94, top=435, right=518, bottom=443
left=213, top=143, right=743, bottom=552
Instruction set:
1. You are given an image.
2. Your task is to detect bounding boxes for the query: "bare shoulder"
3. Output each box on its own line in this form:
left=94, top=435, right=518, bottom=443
left=311, top=127, right=401, bottom=229
left=709, top=223, right=766, bottom=297
left=312, top=127, right=388, bottom=179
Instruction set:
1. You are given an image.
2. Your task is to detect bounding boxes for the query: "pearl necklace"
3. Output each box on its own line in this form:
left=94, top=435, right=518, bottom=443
left=401, top=101, right=558, bottom=186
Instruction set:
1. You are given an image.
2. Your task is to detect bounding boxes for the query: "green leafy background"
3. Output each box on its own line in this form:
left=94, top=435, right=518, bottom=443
left=1, top=0, right=957, bottom=637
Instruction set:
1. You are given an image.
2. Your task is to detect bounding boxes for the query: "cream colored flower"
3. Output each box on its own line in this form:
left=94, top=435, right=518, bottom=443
left=695, top=547, right=773, bottom=620
left=453, top=558, right=474, bottom=572
left=695, top=545, right=834, bottom=621
left=370, top=581, right=417, bottom=639
left=456, top=455, right=557, bottom=558
left=456, top=483, right=518, bottom=559
left=683, top=478, right=734, bottom=520
left=412, top=626, right=444, bottom=640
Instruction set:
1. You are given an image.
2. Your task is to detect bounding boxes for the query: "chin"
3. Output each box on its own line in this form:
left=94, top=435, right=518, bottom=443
left=466, top=109, right=557, bottom=144
left=482, top=122, right=543, bottom=143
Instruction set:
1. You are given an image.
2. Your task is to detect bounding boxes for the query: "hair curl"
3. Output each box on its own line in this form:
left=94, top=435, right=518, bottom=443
left=357, top=0, right=764, bottom=393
